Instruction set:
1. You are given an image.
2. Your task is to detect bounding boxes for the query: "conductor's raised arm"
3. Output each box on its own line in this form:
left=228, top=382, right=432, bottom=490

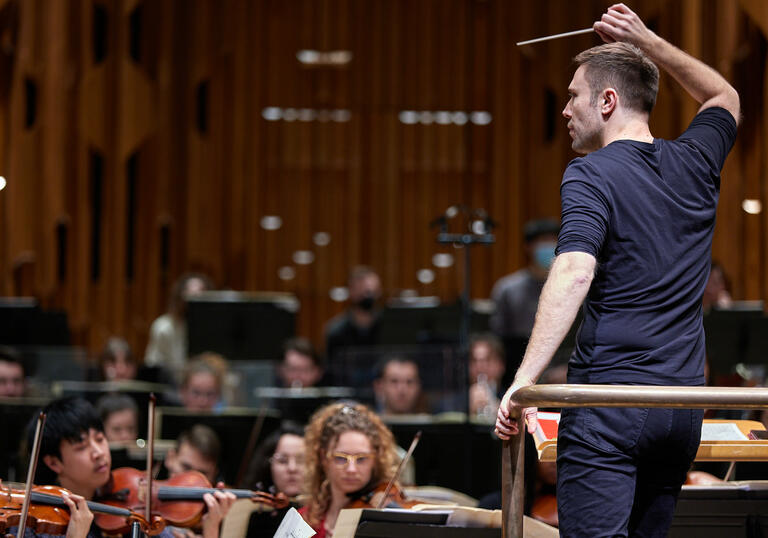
left=593, top=3, right=740, bottom=124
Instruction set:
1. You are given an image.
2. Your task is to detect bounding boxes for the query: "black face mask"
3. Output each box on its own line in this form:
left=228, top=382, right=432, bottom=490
left=356, top=295, right=376, bottom=311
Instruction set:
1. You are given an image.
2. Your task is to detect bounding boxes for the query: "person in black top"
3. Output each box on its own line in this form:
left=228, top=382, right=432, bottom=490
left=496, top=4, right=740, bottom=537
left=324, top=266, right=383, bottom=362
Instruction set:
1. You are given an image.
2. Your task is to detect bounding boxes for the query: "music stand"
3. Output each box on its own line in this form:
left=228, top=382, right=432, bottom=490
left=335, top=507, right=501, bottom=538
left=186, top=291, right=298, bottom=360
left=703, top=307, right=764, bottom=381
left=156, top=406, right=281, bottom=485
left=384, top=416, right=503, bottom=499
left=253, top=386, right=358, bottom=423
left=671, top=482, right=768, bottom=537
left=0, top=298, right=70, bottom=346
left=52, top=379, right=174, bottom=435
left=0, top=397, right=51, bottom=480
left=0, top=298, right=39, bottom=345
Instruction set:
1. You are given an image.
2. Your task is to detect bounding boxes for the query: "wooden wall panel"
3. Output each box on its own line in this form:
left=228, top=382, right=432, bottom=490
left=1, top=0, right=767, bottom=358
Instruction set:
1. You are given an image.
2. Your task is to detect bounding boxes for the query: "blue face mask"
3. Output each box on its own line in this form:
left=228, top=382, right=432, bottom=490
left=534, top=243, right=557, bottom=270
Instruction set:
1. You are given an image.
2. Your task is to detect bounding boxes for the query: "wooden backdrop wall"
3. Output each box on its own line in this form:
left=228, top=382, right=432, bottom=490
left=0, top=0, right=766, bottom=357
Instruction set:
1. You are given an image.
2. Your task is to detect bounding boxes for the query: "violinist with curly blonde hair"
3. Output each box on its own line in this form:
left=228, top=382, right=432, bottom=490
left=299, top=402, right=400, bottom=537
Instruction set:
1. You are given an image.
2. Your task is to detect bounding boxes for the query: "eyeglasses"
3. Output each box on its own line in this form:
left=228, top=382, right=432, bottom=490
left=269, top=454, right=305, bottom=466
left=328, top=452, right=375, bottom=468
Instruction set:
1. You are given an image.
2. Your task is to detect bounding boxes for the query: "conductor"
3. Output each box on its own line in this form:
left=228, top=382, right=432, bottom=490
left=495, top=4, right=740, bottom=537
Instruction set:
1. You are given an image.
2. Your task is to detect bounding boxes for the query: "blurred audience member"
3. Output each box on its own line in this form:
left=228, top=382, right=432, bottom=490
left=98, top=337, right=138, bottom=382
left=703, top=261, right=733, bottom=311
left=491, top=218, right=559, bottom=374
left=468, top=333, right=506, bottom=417
left=0, top=346, right=25, bottom=398
left=164, top=424, right=223, bottom=484
left=96, top=393, right=139, bottom=443
left=241, top=423, right=306, bottom=538
left=278, top=338, right=324, bottom=388
left=325, top=266, right=382, bottom=361
left=179, top=354, right=226, bottom=411
left=145, top=273, right=214, bottom=376
left=373, top=357, right=427, bottom=415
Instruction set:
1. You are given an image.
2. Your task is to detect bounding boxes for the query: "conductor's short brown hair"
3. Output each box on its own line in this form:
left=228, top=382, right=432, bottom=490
left=574, top=42, right=659, bottom=114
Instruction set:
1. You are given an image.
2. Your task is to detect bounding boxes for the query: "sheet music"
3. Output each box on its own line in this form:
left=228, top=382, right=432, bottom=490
left=700, top=422, right=748, bottom=441
left=273, top=507, right=316, bottom=538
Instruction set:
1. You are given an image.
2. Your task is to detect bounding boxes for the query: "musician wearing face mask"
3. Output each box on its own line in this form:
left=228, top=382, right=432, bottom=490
left=490, top=218, right=560, bottom=375
left=325, top=266, right=383, bottom=362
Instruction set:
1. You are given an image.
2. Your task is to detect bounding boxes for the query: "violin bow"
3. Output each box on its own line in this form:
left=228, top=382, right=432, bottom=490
left=17, top=412, right=46, bottom=538
left=376, top=430, right=421, bottom=509
left=145, top=394, right=157, bottom=526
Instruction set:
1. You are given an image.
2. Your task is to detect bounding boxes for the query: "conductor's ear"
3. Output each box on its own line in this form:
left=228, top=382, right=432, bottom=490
left=602, top=88, right=618, bottom=114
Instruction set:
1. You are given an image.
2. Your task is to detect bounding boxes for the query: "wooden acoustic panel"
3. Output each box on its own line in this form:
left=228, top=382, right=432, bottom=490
left=0, top=0, right=764, bottom=359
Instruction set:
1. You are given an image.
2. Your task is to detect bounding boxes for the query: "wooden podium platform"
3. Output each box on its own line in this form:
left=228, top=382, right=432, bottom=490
left=533, top=415, right=768, bottom=462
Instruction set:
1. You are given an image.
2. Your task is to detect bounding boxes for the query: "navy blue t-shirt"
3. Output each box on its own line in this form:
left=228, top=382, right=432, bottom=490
left=556, top=107, right=738, bottom=386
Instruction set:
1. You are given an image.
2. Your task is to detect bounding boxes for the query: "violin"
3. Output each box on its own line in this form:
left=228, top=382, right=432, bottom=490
left=0, top=484, right=160, bottom=536
left=530, top=494, right=558, bottom=528
left=530, top=460, right=558, bottom=527
left=6, top=411, right=160, bottom=538
left=345, top=481, right=420, bottom=510
left=94, top=467, right=288, bottom=534
left=684, top=470, right=725, bottom=485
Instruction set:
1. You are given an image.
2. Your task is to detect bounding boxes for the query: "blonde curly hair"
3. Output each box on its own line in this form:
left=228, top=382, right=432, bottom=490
left=303, top=402, right=399, bottom=527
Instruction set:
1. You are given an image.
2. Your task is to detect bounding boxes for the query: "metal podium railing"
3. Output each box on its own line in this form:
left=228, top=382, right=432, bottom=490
left=501, top=384, right=768, bottom=538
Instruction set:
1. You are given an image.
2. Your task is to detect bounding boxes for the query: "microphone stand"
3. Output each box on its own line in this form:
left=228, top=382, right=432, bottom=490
left=435, top=209, right=495, bottom=496
left=434, top=208, right=495, bottom=352
left=436, top=230, right=495, bottom=351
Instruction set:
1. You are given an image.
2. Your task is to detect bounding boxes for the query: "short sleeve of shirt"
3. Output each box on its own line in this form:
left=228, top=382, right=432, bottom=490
left=677, top=107, right=738, bottom=172
left=556, top=159, right=610, bottom=258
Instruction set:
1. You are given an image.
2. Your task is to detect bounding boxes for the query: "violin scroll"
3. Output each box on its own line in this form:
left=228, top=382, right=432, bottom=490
left=345, top=481, right=420, bottom=510
left=250, top=491, right=289, bottom=510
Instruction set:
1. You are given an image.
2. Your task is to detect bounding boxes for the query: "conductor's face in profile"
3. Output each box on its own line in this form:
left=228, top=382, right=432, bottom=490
left=563, top=65, right=604, bottom=155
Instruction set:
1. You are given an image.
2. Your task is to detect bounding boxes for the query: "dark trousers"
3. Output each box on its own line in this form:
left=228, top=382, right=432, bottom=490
left=556, top=407, right=703, bottom=538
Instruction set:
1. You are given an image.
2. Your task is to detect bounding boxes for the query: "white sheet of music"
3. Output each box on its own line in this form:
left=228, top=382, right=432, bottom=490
left=273, top=507, right=316, bottom=538
left=700, top=422, right=748, bottom=441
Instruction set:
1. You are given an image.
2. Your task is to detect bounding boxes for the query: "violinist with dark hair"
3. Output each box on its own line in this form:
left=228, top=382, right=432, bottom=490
left=240, top=423, right=306, bottom=538
left=20, top=397, right=235, bottom=538
left=299, top=402, right=415, bottom=537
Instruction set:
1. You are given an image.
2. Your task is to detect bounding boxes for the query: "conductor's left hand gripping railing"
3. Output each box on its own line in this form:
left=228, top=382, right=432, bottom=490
left=501, top=384, right=768, bottom=538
